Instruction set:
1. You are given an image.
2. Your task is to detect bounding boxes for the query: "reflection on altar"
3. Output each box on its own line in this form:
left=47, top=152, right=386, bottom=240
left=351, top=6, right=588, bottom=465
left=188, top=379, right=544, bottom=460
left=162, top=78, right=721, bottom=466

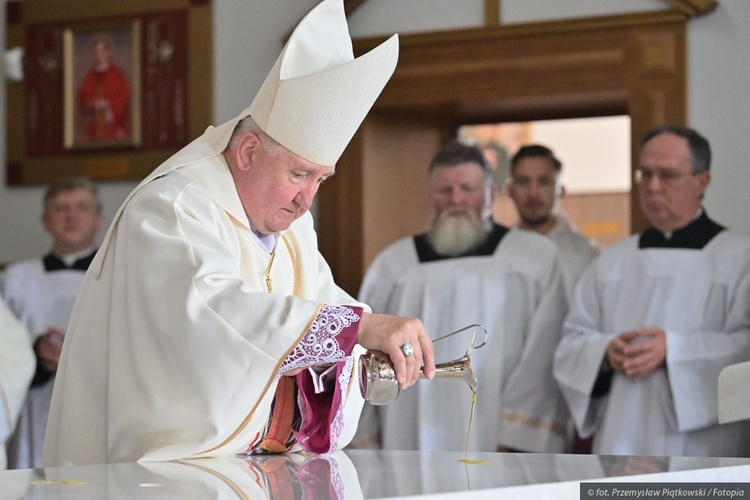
left=3, top=449, right=750, bottom=499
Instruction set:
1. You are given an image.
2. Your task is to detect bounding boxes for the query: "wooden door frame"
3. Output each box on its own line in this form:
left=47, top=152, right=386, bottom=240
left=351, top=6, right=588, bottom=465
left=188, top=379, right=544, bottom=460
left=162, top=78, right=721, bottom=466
left=319, top=10, right=688, bottom=295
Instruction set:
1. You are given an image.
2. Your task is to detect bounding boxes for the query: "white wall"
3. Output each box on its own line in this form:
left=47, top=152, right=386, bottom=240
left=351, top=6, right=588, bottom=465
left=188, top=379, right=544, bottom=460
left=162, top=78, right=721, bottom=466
left=2, top=0, right=750, bottom=263
left=686, top=2, right=750, bottom=235
left=213, top=0, right=320, bottom=124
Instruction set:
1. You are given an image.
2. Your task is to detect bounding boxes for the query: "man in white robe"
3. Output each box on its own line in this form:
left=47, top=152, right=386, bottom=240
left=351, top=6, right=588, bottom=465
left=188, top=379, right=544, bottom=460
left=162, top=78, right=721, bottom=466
left=506, top=144, right=600, bottom=453
left=0, top=299, right=35, bottom=470
left=354, top=140, right=569, bottom=453
left=506, top=144, right=600, bottom=304
left=43, top=0, right=435, bottom=467
left=1, top=177, right=103, bottom=469
left=553, top=125, right=750, bottom=457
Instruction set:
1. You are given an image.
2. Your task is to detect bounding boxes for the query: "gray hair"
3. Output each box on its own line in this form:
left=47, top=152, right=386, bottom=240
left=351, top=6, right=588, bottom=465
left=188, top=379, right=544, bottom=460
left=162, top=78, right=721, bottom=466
left=429, top=140, right=494, bottom=193
left=227, top=116, right=285, bottom=156
left=640, top=124, right=711, bottom=174
left=44, top=177, right=101, bottom=213
left=429, top=139, right=491, bottom=176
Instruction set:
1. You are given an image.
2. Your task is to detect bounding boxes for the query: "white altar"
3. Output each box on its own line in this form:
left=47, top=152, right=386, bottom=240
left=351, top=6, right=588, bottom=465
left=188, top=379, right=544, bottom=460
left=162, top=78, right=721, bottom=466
left=3, top=449, right=750, bottom=499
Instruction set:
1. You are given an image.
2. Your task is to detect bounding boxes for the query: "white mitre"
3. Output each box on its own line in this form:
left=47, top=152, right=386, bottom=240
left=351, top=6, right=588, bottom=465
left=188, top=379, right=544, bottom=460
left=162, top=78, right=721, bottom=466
left=159, top=0, right=398, bottom=170
left=249, top=0, right=398, bottom=166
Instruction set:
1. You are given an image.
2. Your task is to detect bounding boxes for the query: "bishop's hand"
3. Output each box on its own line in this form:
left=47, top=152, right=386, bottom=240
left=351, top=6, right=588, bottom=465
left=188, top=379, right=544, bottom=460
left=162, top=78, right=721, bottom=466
left=358, top=313, right=435, bottom=389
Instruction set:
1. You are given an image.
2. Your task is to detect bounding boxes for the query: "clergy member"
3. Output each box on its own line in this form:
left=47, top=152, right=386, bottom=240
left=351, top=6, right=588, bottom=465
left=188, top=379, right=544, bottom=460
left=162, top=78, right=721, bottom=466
left=354, top=140, right=569, bottom=453
left=506, top=144, right=601, bottom=454
left=43, top=0, right=435, bottom=467
left=506, top=144, right=600, bottom=304
left=553, top=125, right=750, bottom=456
left=1, top=177, right=103, bottom=469
left=0, top=299, right=35, bottom=470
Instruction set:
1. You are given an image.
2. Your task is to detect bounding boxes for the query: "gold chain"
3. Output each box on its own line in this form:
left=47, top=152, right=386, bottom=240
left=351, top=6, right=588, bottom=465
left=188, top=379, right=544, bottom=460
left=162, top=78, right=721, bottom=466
left=264, top=251, right=275, bottom=293
left=264, top=235, right=299, bottom=297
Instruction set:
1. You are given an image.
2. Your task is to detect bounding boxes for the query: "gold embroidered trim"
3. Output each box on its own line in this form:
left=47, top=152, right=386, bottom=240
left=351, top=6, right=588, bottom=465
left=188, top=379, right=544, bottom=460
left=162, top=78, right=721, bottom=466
left=500, top=409, right=566, bottom=436
left=198, top=233, right=317, bottom=456
left=196, top=301, right=324, bottom=456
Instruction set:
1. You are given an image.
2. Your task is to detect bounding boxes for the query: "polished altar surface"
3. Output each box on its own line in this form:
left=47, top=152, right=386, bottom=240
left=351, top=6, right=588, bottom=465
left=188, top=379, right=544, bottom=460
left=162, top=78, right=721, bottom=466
left=3, top=449, right=750, bottom=499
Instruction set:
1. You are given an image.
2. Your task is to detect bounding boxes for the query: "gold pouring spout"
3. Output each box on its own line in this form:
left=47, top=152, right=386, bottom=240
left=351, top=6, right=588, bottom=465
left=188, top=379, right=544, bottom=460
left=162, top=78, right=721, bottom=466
left=359, top=324, right=488, bottom=406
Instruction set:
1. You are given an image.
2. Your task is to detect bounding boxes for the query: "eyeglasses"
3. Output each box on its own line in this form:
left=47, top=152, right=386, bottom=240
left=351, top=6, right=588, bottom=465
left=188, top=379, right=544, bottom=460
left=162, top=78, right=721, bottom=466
left=634, top=167, right=698, bottom=185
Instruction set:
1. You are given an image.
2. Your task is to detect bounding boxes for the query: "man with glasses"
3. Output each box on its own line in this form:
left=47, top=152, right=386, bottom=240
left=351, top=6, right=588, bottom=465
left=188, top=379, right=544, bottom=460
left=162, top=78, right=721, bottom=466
left=553, top=125, right=750, bottom=456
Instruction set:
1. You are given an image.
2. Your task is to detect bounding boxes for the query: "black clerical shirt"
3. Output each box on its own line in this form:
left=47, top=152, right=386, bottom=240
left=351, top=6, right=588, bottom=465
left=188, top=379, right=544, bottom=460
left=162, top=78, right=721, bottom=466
left=413, top=222, right=509, bottom=263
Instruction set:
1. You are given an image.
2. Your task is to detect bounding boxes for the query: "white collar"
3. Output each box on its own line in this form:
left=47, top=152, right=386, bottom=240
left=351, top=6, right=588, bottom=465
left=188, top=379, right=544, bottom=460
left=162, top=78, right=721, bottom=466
left=55, top=247, right=95, bottom=267
left=251, top=227, right=277, bottom=254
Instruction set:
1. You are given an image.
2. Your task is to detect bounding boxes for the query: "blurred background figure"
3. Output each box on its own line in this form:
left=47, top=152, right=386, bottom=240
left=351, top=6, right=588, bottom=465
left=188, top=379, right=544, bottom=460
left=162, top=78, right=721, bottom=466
left=0, top=298, right=34, bottom=470
left=353, top=140, right=568, bottom=453
left=507, top=144, right=600, bottom=453
left=1, top=177, right=103, bottom=469
left=506, top=144, right=600, bottom=305
left=554, top=125, right=750, bottom=457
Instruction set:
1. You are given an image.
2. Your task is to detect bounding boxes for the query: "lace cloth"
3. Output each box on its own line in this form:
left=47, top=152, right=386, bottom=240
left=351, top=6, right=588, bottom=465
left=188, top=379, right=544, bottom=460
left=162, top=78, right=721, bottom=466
left=278, top=305, right=361, bottom=375
left=277, top=304, right=362, bottom=454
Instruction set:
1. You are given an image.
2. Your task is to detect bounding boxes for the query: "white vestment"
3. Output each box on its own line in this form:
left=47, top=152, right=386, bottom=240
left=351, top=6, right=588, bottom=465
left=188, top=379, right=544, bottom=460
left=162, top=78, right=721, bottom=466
left=553, top=232, right=750, bottom=456
left=356, top=228, right=569, bottom=453
left=1, top=259, right=86, bottom=469
left=43, top=153, right=368, bottom=466
left=0, top=299, right=35, bottom=470
left=545, top=216, right=600, bottom=304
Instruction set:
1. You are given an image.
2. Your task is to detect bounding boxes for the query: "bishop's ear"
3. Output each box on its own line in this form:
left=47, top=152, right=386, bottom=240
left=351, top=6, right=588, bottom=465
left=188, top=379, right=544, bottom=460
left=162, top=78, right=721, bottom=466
left=234, top=132, right=262, bottom=172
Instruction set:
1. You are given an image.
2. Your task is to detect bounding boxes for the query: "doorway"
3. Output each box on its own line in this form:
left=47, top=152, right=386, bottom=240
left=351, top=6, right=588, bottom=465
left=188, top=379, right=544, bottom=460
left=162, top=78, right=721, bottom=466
left=318, top=11, right=687, bottom=295
left=460, top=115, right=631, bottom=247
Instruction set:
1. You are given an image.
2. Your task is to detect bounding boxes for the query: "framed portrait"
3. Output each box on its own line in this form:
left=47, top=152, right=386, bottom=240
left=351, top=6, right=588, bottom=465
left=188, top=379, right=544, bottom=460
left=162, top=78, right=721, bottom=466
left=5, top=0, right=212, bottom=186
left=63, top=21, right=141, bottom=150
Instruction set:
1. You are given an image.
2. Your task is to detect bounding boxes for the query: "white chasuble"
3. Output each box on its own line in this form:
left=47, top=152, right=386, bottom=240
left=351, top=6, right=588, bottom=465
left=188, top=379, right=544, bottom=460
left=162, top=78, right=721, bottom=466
left=553, top=232, right=750, bottom=457
left=357, top=229, right=569, bottom=453
left=43, top=156, right=366, bottom=466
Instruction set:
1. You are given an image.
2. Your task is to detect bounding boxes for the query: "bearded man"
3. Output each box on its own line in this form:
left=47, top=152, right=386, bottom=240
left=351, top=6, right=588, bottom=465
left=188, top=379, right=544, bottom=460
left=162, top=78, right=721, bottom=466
left=353, top=140, right=569, bottom=453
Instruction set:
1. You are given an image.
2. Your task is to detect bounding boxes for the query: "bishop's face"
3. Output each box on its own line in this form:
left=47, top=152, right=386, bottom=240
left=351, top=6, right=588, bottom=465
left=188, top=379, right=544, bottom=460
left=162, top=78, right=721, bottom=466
left=637, top=133, right=710, bottom=233
left=232, top=135, right=335, bottom=235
